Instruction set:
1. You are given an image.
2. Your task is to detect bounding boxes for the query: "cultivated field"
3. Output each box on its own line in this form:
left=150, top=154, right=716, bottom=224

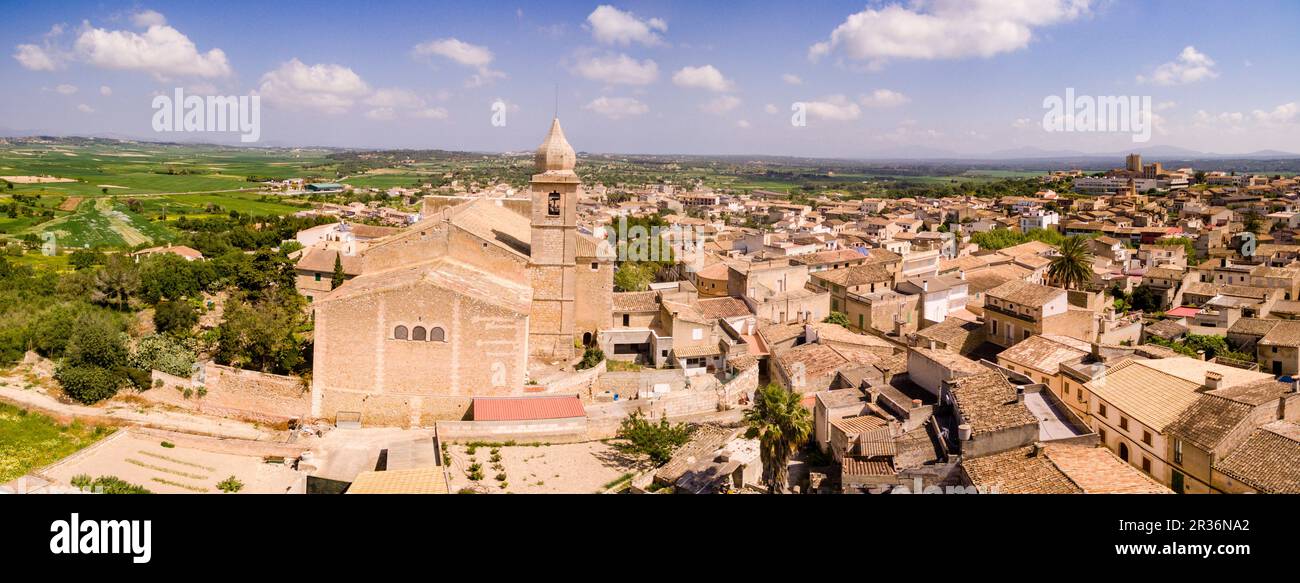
left=0, top=400, right=114, bottom=483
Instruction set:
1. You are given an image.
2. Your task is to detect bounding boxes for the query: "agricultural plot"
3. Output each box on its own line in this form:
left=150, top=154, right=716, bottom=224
left=0, top=401, right=114, bottom=483
left=0, top=142, right=335, bottom=196
left=34, top=197, right=174, bottom=248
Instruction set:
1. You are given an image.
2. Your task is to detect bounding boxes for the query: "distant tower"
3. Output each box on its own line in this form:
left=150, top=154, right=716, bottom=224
left=1126, top=153, right=1142, bottom=173
left=528, top=118, right=579, bottom=361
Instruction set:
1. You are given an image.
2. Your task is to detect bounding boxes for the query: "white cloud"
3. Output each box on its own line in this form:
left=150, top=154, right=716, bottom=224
left=1138, top=46, right=1218, bottom=86
left=809, top=0, right=1092, bottom=66
left=782, top=73, right=802, bottom=85
left=256, top=59, right=371, bottom=114
left=99, top=85, right=112, bottom=96
left=1194, top=110, right=1245, bottom=126
left=365, top=88, right=426, bottom=109
left=673, top=65, right=733, bottom=92
left=130, top=9, right=167, bottom=28
left=802, top=95, right=861, bottom=121
left=73, top=17, right=232, bottom=79
left=764, top=103, right=779, bottom=115
left=14, top=44, right=62, bottom=71
left=412, top=107, right=449, bottom=120
left=414, top=37, right=493, bottom=69
left=364, top=107, right=397, bottom=121
left=55, top=84, right=78, bottom=95
left=586, top=5, right=667, bottom=47
left=13, top=24, right=70, bottom=71
left=736, top=119, right=751, bottom=129
left=701, top=94, right=741, bottom=114
left=571, top=53, right=659, bottom=85
left=413, top=38, right=504, bottom=87
left=584, top=96, right=649, bottom=119
left=1253, top=102, right=1299, bottom=126
left=76, top=103, right=94, bottom=113
left=859, top=89, right=909, bottom=108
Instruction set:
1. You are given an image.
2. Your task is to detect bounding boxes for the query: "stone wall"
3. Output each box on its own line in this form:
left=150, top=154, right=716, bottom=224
left=596, top=368, right=687, bottom=397
left=436, top=417, right=588, bottom=444
left=143, top=362, right=310, bottom=424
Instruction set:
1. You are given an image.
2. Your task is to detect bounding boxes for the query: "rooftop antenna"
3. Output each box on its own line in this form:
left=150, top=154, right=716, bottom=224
left=553, top=83, right=559, bottom=119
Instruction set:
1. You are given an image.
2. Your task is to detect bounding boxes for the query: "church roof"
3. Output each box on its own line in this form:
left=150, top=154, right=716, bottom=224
left=316, top=256, right=532, bottom=314
left=448, top=198, right=533, bottom=259
left=535, top=117, right=576, bottom=174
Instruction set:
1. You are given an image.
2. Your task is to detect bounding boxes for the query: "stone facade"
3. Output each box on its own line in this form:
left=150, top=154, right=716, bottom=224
left=308, top=119, right=614, bottom=426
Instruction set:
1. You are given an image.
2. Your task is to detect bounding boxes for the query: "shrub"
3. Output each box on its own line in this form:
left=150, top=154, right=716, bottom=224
left=55, top=364, right=124, bottom=404
left=153, top=301, right=198, bottom=336
left=160, top=441, right=175, bottom=448
left=71, top=474, right=151, bottom=494
left=613, top=411, right=693, bottom=465
left=576, top=346, right=605, bottom=370
left=216, top=475, right=244, bottom=493
left=129, top=334, right=196, bottom=378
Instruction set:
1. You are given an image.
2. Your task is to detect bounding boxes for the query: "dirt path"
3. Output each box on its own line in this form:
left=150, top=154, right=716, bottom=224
left=0, top=382, right=271, bottom=441
left=57, top=196, right=83, bottom=211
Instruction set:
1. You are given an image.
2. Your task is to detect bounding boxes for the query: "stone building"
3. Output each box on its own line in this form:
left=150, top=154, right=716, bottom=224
left=309, top=119, right=614, bottom=426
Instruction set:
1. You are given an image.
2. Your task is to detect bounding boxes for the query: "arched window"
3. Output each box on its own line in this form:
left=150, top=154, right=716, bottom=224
left=1118, top=442, right=1130, bottom=462
left=412, top=326, right=427, bottom=341
left=430, top=327, right=446, bottom=342
left=394, top=325, right=408, bottom=340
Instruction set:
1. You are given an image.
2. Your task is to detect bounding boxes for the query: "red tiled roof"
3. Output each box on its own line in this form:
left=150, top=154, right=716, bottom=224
left=472, top=396, right=585, bottom=421
left=1166, top=306, right=1200, bottom=318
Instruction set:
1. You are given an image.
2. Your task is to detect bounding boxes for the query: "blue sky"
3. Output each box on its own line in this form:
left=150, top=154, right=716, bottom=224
left=4, top=0, right=1299, bottom=156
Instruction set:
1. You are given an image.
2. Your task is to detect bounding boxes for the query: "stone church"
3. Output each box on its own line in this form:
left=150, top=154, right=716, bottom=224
left=311, top=119, right=614, bottom=426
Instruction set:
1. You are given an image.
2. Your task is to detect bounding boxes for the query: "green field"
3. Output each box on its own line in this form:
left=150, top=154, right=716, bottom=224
left=0, top=142, right=334, bottom=196
left=0, top=142, right=326, bottom=248
left=0, top=401, right=114, bottom=482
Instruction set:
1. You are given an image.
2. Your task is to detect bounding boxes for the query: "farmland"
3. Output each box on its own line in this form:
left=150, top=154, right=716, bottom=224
left=0, top=401, right=115, bottom=483
left=0, top=139, right=328, bottom=249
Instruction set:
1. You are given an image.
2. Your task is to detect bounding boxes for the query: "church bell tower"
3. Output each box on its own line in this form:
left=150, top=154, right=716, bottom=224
left=528, top=118, right=579, bottom=361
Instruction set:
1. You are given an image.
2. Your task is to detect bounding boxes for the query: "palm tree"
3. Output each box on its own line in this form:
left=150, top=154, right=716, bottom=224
left=744, top=383, right=812, bottom=494
left=1048, top=235, right=1094, bottom=290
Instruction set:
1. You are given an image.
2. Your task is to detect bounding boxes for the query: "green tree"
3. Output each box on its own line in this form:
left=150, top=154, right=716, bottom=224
left=153, top=300, right=198, bottom=336
left=330, top=252, right=346, bottom=290
left=69, top=249, right=104, bottom=271
left=1129, top=284, right=1160, bottom=312
left=214, top=293, right=306, bottom=374
left=823, top=311, right=851, bottom=328
left=744, top=383, right=812, bottom=494
left=1047, top=236, right=1094, bottom=290
left=56, top=364, right=125, bottom=404
left=612, top=411, right=693, bottom=465
left=614, top=262, right=654, bottom=292
left=91, top=255, right=140, bottom=311
left=130, top=334, right=196, bottom=377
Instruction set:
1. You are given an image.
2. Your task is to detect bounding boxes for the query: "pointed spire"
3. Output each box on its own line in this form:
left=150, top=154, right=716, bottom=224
left=535, top=117, right=576, bottom=173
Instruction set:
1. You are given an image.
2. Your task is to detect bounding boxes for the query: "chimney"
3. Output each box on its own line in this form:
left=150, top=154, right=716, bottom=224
left=922, top=280, right=930, bottom=292
left=1015, top=386, right=1025, bottom=403
left=1090, top=342, right=1102, bottom=361
left=1204, top=371, right=1224, bottom=390
left=1279, top=396, right=1289, bottom=421
left=911, top=399, right=922, bottom=410
left=957, top=423, right=973, bottom=442
left=928, top=339, right=937, bottom=350
left=1196, top=350, right=1206, bottom=361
